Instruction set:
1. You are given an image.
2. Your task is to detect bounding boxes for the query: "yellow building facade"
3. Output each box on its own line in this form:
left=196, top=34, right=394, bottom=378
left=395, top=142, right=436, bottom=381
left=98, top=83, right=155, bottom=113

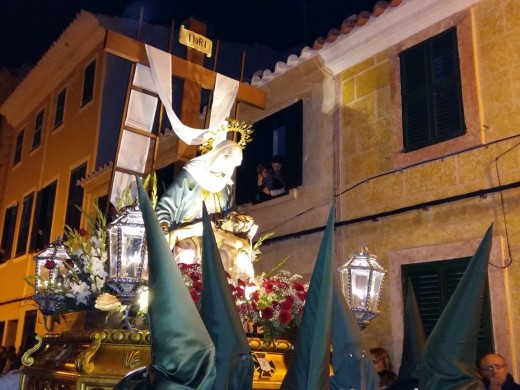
left=0, top=12, right=110, bottom=348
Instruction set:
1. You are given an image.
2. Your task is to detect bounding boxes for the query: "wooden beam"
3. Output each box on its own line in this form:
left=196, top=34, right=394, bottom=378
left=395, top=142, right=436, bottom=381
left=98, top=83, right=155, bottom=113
left=104, top=30, right=266, bottom=109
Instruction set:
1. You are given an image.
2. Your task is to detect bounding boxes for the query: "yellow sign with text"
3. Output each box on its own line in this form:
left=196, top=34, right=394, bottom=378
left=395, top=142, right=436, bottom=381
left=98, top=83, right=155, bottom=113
left=179, top=25, right=213, bottom=58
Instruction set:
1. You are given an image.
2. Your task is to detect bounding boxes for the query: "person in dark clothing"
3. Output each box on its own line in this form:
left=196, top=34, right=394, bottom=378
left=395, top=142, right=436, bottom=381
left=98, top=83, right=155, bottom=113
left=270, top=155, right=286, bottom=197
left=479, top=353, right=520, bottom=390
left=371, top=347, right=398, bottom=389
left=256, top=162, right=273, bottom=202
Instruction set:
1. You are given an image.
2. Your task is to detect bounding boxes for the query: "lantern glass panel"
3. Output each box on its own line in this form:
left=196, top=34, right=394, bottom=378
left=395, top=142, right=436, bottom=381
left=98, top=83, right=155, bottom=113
left=121, top=225, right=146, bottom=278
left=368, top=270, right=385, bottom=311
left=108, top=228, right=119, bottom=278
left=351, top=268, right=370, bottom=309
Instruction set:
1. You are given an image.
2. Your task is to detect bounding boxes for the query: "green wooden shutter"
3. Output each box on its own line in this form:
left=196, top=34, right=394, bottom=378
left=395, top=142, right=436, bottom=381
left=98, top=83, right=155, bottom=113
left=430, top=28, right=466, bottom=142
left=1, top=204, right=19, bottom=261
left=400, top=27, right=466, bottom=152
left=402, top=257, right=493, bottom=361
left=400, top=43, right=432, bottom=151
left=16, top=193, right=34, bottom=257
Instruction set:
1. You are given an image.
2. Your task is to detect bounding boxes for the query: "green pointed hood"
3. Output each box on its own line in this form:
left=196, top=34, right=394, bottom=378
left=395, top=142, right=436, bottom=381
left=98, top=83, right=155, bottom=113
left=330, top=277, right=379, bottom=390
left=391, top=278, right=426, bottom=390
left=135, top=177, right=216, bottom=389
left=200, top=203, right=254, bottom=389
left=418, top=224, right=493, bottom=390
left=280, top=206, right=335, bottom=390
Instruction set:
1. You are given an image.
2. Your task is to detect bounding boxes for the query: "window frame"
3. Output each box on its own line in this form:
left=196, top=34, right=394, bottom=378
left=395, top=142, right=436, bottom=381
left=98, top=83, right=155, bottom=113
left=389, top=11, right=481, bottom=168
left=402, top=258, right=493, bottom=359
left=235, top=100, right=303, bottom=206
left=399, top=27, right=466, bottom=152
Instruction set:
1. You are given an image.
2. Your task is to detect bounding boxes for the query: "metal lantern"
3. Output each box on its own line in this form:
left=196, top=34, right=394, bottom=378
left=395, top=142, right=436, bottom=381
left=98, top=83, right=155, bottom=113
left=33, top=236, right=72, bottom=315
left=338, top=243, right=387, bottom=329
left=105, top=203, right=148, bottom=305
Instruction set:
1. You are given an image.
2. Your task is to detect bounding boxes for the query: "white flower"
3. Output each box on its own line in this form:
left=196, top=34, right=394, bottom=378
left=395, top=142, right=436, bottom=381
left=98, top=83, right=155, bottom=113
left=91, top=258, right=108, bottom=279
left=90, top=235, right=100, bottom=248
left=92, top=276, right=106, bottom=292
left=70, top=282, right=91, bottom=305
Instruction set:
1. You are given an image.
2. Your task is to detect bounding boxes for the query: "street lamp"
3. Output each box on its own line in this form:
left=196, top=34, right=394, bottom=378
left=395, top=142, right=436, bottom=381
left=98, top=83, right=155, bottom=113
left=338, top=244, right=387, bottom=329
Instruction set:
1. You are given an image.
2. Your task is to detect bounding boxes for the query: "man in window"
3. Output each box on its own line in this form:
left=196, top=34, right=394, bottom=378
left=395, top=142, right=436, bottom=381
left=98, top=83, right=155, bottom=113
left=479, top=353, right=520, bottom=389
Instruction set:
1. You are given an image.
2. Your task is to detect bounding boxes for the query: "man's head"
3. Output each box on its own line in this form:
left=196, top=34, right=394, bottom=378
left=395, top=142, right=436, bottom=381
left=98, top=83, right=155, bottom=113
left=479, top=353, right=508, bottom=383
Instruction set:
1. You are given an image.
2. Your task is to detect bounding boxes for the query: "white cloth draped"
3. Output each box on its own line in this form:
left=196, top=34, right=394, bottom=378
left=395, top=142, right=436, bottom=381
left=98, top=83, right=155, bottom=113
left=110, top=44, right=239, bottom=205
left=145, top=44, right=239, bottom=145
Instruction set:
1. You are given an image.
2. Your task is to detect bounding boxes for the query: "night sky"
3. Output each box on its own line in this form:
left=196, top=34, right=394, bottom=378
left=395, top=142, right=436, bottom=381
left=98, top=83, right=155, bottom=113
left=0, top=0, right=379, bottom=68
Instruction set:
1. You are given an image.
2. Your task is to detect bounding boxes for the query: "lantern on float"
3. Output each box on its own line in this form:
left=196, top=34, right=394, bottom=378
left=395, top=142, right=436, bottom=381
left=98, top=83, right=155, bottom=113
left=105, top=203, right=148, bottom=305
left=32, top=236, right=72, bottom=316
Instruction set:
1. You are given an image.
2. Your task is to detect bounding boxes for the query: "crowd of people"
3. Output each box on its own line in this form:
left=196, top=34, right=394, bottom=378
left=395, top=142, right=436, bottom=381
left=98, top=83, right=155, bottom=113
left=368, top=347, right=520, bottom=390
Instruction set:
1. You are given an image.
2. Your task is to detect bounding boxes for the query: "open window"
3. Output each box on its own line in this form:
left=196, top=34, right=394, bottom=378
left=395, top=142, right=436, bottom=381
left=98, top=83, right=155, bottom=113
left=236, top=100, right=303, bottom=205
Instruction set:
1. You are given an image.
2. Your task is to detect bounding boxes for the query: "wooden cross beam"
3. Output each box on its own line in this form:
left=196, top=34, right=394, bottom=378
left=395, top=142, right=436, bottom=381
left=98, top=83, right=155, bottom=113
left=104, top=30, right=266, bottom=109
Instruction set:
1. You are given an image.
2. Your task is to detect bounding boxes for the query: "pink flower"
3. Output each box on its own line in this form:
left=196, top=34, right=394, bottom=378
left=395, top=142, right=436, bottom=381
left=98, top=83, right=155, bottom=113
left=293, top=282, right=305, bottom=292
left=278, top=309, right=293, bottom=324
left=261, top=307, right=274, bottom=320
left=189, top=272, right=200, bottom=281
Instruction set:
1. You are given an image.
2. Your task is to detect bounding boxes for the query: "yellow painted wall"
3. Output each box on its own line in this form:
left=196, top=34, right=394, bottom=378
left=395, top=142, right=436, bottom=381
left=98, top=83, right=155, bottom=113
left=334, top=0, right=520, bottom=374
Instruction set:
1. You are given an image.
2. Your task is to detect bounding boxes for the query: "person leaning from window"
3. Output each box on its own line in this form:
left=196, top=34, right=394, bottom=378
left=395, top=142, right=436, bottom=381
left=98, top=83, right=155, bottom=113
left=370, top=347, right=397, bottom=389
left=270, top=155, right=286, bottom=196
left=479, top=353, right=520, bottom=389
left=256, top=162, right=273, bottom=202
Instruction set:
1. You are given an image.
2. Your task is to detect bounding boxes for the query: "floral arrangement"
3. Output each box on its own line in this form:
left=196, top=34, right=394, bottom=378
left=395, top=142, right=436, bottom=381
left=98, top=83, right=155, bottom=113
left=25, top=205, right=110, bottom=314
left=179, top=263, right=309, bottom=340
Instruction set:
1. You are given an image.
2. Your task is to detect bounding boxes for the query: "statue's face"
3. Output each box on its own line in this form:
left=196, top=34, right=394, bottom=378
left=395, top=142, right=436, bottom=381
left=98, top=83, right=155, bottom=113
left=209, top=147, right=242, bottom=180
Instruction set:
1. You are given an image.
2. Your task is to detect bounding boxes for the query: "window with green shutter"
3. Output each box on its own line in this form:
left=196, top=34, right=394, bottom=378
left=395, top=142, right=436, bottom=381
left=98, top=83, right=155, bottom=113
left=1, top=204, right=18, bottom=262
left=65, top=163, right=87, bottom=232
left=16, top=192, right=34, bottom=257
left=402, top=258, right=493, bottom=361
left=400, top=27, right=466, bottom=152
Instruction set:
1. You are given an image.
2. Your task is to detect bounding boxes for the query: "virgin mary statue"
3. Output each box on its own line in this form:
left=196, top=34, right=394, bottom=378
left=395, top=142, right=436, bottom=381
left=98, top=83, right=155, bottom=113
left=156, top=140, right=243, bottom=231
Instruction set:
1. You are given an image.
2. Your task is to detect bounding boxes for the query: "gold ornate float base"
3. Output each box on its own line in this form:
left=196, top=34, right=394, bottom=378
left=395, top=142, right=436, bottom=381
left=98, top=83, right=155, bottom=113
left=21, top=325, right=293, bottom=389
